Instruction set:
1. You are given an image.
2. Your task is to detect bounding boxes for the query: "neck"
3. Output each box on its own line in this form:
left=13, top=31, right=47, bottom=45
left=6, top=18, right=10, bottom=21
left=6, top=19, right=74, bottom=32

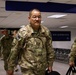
left=31, top=25, right=40, bottom=31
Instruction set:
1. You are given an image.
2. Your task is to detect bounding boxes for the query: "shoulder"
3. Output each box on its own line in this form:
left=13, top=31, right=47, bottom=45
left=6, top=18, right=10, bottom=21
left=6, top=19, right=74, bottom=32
left=15, top=25, right=30, bottom=40
left=41, top=25, right=50, bottom=35
left=72, top=41, right=76, bottom=48
left=18, top=25, right=34, bottom=37
left=72, top=38, right=76, bottom=46
left=41, top=25, right=49, bottom=31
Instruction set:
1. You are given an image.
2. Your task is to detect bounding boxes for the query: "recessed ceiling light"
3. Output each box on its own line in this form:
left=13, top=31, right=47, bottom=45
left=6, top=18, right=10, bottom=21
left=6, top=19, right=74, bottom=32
left=60, top=25, right=68, bottom=28
left=47, top=14, right=67, bottom=18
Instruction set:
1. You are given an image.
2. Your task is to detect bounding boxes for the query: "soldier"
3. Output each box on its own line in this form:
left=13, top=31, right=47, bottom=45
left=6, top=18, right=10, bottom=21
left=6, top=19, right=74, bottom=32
left=7, top=9, right=55, bottom=75
left=69, top=38, right=76, bottom=67
left=0, top=29, right=13, bottom=75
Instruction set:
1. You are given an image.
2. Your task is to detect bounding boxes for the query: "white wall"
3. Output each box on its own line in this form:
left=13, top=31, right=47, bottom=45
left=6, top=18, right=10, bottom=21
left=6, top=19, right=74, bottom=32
left=50, top=28, right=76, bottom=49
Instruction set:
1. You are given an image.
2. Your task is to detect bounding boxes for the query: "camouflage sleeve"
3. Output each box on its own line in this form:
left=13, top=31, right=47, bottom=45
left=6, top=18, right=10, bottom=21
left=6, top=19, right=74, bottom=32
left=8, top=28, right=25, bottom=70
left=46, top=30, right=55, bottom=67
left=8, top=38, right=19, bottom=70
left=69, top=41, right=76, bottom=62
left=0, top=37, right=4, bottom=52
left=8, top=28, right=26, bottom=70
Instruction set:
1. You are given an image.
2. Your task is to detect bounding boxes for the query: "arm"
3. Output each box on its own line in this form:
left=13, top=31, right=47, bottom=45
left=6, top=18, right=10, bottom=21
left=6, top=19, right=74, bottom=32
left=7, top=28, right=27, bottom=75
left=8, top=38, right=19, bottom=70
left=69, top=41, right=76, bottom=66
left=7, top=29, right=24, bottom=75
left=7, top=38, right=19, bottom=75
left=46, top=31, right=55, bottom=71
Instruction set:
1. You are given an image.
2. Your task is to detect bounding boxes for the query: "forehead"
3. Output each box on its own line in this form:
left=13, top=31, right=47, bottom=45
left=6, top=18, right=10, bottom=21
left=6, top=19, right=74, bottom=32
left=31, top=10, right=41, bottom=15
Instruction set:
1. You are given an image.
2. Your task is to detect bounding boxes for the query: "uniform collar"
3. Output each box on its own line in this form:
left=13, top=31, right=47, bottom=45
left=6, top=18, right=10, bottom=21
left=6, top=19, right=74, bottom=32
left=27, top=24, right=45, bottom=34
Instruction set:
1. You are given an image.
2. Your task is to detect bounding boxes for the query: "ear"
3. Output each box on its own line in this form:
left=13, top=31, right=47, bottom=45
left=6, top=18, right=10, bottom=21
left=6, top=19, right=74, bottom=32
left=28, top=16, right=30, bottom=19
left=28, top=16, right=30, bottom=22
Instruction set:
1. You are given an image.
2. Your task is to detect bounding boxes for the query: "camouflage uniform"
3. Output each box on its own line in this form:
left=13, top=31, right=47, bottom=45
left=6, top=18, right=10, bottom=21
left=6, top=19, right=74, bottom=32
left=69, top=38, right=76, bottom=62
left=1, top=35, right=13, bottom=70
left=0, top=35, right=5, bottom=58
left=8, top=24, right=55, bottom=75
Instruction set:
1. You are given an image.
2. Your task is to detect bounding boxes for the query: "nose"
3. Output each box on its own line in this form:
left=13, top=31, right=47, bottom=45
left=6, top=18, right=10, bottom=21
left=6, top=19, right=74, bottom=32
left=35, top=17, right=39, bottom=20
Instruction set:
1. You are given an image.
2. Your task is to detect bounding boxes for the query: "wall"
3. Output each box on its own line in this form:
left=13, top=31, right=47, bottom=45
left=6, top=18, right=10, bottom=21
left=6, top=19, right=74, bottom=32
left=50, top=28, right=76, bottom=49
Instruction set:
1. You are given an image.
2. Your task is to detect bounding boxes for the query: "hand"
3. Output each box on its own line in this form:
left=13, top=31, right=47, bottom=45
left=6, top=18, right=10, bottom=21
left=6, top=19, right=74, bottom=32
left=48, top=66, right=52, bottom=72
left=6, top=70, right=14, bottom=75
left=69, top=61, right=75, bottom=67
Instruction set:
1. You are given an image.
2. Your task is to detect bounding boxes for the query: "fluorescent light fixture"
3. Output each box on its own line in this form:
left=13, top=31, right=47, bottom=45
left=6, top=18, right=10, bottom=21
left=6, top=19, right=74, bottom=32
left=60, top=26, right=68, bottom=28
left=47, top=14, right=67, bottom=18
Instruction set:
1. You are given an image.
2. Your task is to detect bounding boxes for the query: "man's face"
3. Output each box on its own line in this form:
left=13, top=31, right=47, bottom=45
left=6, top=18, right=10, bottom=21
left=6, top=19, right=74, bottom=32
left=29, top=10, right=41, bottom=29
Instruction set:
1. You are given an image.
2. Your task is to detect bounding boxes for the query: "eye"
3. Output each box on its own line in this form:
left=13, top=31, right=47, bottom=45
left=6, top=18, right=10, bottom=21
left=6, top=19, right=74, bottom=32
left=32, top=16, right=41, bottom=19
left=32, top=16, right=36, bottom=18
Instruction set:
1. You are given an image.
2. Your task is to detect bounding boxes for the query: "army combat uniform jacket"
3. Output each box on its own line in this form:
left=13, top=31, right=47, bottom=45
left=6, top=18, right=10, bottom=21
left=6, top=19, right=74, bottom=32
left=8, top=24, right=55, bottom=74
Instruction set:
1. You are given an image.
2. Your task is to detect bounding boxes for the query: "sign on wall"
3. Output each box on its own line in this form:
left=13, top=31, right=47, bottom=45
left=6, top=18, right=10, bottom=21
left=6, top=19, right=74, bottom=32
left=51, top=31, right=71, bottom=41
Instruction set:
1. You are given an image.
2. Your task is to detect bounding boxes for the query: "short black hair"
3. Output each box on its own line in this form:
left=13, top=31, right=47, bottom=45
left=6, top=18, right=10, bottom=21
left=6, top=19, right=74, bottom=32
left=29, top=9, right=41, bottom=17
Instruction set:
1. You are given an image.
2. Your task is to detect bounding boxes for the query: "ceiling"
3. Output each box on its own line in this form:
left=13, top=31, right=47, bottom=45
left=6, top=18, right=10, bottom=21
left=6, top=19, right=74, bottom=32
left=0, top=0, right=76, bottom=29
